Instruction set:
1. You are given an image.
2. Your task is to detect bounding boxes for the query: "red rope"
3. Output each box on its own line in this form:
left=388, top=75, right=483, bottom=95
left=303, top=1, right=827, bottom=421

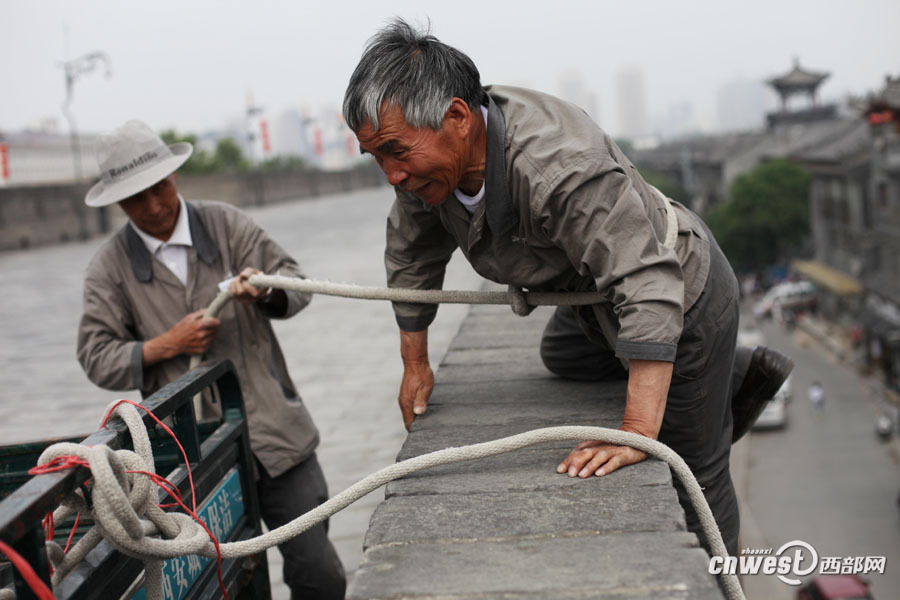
left=100, top=399, right=227, bottom=598
left=128, top=469, right=226, bottom=596
left=0, top=539, right=55, bottom=600
left=100, top=399, right=199, bottom=514
left=63, top=513, right=81, bottom=554
left=41, top=512, right=54, bottom=542
left=22, top=398, right=229, bottom=599
left=29, top=455, right=91, bottom=475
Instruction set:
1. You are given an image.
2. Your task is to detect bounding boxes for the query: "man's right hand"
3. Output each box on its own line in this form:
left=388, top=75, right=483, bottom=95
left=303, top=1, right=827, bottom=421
left=399, top=328, right=433, bottom=430
left=399, top=361, right=434, bottom=430
left=143, top=310, right=221, bottom=366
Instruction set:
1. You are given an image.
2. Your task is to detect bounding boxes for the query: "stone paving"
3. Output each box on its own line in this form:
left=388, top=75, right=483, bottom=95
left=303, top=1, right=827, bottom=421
left=0, top=186, right=485, bottom=598
left=349, top=302, right=724, bottom=599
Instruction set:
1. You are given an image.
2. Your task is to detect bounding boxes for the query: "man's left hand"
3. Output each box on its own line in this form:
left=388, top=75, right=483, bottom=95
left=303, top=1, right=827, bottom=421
left=557, top=427, right=649, bottom=478
left=229, top=267, right=270, bottom=304
left=557, top=359, right=671, bottom=478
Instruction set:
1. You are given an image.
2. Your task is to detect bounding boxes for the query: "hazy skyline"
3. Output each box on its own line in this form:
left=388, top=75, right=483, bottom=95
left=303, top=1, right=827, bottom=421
left=2, top=0, right=898, bottom=138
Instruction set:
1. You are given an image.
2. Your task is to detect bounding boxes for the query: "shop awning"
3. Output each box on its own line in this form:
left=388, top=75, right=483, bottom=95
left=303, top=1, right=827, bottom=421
left=791, top=260, right=862, bottom=297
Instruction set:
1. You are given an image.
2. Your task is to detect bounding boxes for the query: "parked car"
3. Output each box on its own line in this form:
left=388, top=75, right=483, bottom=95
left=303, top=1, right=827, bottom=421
left=753, top=280, right=816, bottom=320
left=796, top=574, right=874, bottom=599
left=752, top=377, right=791, bottom=430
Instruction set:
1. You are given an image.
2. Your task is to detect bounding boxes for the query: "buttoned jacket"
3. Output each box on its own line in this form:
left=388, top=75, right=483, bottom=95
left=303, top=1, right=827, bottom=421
left=385, top=85, right=711, bottom=362
left=77, top=200, right=317, bottom=477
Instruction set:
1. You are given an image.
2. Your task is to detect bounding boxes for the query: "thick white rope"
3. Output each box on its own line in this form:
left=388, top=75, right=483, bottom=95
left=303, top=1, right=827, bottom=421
left=32, top=403, right=743, bottom=600
left=39, top=272, right=743, bottom=599
left=248, top=274, right=606, bottom=310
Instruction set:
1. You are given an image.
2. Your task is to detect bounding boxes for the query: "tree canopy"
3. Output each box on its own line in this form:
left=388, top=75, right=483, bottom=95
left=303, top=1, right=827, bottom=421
left=160, top=130, right=250, bottom=174
left=705, top=159, right=811, bottom=271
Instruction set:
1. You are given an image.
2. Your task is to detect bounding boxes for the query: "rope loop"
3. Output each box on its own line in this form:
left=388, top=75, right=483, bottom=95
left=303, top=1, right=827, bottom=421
left=507, top=285, right=535, bottom=316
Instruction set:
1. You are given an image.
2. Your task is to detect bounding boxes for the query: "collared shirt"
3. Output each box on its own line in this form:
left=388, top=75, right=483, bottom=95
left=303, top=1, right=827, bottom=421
left=78, top=200, right=317, bottom=477
left=384, top=85, right=712, bottom=364
left=453, top=106, right=489, bottom=215
left=129, top=195, right=192, bottom=285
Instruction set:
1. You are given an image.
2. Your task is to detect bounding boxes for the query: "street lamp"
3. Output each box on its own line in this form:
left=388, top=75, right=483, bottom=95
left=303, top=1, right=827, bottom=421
left=59, top=51, right=112, bottom=181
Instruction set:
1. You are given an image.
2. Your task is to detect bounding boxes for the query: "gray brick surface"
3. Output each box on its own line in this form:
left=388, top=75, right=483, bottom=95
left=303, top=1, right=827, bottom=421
left=352, top=287, right=725, bottom=599
left=349, top=533, right=722, bottom=599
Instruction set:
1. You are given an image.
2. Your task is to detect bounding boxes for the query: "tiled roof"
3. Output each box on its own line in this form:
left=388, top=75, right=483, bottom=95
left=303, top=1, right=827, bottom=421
left=767, top=59, right=829, bottom=91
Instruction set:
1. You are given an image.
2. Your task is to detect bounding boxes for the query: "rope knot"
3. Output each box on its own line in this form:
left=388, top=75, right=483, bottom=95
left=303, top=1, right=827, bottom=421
left=507, top=285, right=535, bottom=317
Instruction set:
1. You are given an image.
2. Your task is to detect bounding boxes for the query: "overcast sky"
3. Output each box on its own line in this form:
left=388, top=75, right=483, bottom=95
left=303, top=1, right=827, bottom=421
left=2, top=0, right=898, bottom=137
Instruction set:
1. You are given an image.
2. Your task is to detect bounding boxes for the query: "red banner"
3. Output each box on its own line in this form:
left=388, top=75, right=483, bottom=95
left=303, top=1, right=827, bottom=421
left=259, top=120, right=271, bottom=154
left=0, top=143, right=8, bottom=180
left=313, top=128, right=323, bottom=156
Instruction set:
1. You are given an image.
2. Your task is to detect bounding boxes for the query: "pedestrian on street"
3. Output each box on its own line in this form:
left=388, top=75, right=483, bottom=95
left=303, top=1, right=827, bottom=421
left=342, top=19, right=794, bottom=556
left=808, top=381, right=825, bottom=414
left=76, top=121, right=345, bottom=599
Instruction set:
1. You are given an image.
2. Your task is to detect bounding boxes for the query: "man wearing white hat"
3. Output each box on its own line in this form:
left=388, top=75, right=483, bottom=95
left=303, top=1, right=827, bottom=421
left=77, top=120, right=346, bottom=599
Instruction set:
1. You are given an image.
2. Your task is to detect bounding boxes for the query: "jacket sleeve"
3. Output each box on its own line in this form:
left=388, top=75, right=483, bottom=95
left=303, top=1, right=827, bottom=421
left=76, top=260, right=145, bottom=391
left=538, top=156, right=684, bottom=363
left=385, top=190, right=459, bottom=331
left=223, top=204, right=311, bottom=320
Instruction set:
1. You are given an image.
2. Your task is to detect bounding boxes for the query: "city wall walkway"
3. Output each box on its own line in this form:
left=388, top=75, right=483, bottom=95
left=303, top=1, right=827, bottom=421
left=348, top=298, right=724, bottom=599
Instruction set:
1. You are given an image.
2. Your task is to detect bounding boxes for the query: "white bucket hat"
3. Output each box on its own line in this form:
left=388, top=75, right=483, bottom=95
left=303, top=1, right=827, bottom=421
left=85, top=120, right=193, bottom=207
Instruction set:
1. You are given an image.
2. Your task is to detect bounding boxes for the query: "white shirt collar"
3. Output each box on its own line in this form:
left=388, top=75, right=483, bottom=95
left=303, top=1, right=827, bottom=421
left=453, top=106, right=489, bottom=214
left=129, top=195, right=193, bottom=253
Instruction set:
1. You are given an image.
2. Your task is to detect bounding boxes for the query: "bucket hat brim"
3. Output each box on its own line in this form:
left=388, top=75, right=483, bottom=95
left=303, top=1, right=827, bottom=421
left=85, top=142, right=193, bottom=207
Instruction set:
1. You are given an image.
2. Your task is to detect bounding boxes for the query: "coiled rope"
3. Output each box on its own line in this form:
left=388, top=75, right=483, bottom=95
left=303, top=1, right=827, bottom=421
left=12, top=276, right=744, bottom=600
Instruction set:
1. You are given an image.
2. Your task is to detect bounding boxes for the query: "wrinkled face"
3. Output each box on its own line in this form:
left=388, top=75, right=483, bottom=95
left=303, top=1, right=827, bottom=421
left=356, top=104, right=467, bottom=206
left=118, top=174, right=180, bottom=241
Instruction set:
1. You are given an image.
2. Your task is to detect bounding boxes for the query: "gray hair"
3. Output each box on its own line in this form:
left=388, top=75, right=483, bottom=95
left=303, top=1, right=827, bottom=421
left=342, top=19, right=485, bottom=133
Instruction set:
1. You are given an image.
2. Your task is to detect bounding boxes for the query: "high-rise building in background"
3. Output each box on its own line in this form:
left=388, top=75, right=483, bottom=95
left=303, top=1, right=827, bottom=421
left=716, top=77, right=772, bottom=132
left=557, top=70, right=600, bottom=123
left=614, top=65, right=651, bottom=143
left=655, top=100, right=698, bottom=141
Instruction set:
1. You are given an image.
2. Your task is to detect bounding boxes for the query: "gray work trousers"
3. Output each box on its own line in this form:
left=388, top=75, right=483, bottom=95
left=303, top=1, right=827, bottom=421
left=257, top=454, right=346, bottom=600
left=540, top=241, right=749, bottom=557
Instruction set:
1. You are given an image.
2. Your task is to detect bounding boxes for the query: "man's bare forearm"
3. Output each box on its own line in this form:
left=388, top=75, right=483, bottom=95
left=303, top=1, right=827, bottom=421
left=622, top=358, right=673, bottom=438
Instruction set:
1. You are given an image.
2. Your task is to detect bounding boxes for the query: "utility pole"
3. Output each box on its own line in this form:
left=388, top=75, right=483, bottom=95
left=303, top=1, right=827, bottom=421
left=59, top=51, right=112, bottom=182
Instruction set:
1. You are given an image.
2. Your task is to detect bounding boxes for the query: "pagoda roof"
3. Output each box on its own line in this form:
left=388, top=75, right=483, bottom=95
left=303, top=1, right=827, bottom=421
left=767, top=59, right=829, bottom=92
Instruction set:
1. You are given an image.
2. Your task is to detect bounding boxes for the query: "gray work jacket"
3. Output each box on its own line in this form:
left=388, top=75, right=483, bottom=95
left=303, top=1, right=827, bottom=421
left=77, top=200, right=318, bottom=477
left=385, top=85, right=711, bottom=363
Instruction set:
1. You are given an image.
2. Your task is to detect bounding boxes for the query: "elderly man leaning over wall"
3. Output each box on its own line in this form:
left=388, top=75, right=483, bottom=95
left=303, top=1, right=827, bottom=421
left=342, top=19, right=794, bottom=556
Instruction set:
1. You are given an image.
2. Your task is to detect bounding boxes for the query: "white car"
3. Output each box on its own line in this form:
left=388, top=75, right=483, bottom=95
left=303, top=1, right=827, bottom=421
left=751, top=378, right=790, bottom=430
left=753, top=281, right=816, bottom=319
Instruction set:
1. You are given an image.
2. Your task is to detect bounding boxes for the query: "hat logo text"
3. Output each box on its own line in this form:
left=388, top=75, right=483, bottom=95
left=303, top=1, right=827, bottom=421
left=108, top=151, right=159, bottom=180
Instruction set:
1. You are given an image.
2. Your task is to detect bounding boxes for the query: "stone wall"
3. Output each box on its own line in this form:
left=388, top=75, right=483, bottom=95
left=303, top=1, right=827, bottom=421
left=0, top=164, right=385, bottom=252
left=348, top=298, right=725, bottom=599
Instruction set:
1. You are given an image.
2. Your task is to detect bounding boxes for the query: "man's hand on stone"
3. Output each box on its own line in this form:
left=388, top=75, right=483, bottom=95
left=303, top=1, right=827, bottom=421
left=557, top=428, right=650, bottom=478
left=229, top=267, right=271, bottom=305
left=398, top=362, right=433, bottom=431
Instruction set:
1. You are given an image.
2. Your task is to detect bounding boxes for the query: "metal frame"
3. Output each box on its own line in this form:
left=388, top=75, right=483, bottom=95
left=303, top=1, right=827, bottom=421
left=0, top=360, right=269, bottom=599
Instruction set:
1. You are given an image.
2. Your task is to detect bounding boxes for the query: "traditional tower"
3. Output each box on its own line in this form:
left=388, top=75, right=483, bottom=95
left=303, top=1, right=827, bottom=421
left=766, top=58, right=836, bottom=127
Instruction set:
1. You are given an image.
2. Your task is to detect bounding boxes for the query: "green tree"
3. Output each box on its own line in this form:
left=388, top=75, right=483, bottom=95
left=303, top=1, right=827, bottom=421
left=213, top=137, right=249, bottom=172
left=705, top=159, right=811, bottom=271
left=159, top=129, right=216, bottom=174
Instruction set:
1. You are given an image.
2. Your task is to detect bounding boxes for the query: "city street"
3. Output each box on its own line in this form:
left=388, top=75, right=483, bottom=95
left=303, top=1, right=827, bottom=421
left=0, top=186, right=486, bottom=598
left=735, top=311, right=900, bottom=599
